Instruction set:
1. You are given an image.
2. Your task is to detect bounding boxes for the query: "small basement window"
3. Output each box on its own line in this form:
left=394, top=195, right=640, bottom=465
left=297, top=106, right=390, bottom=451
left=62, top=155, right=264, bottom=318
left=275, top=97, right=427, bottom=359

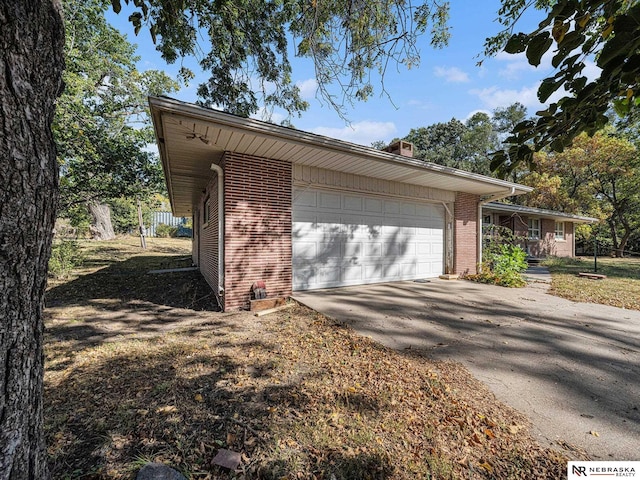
left=203, top=197, right=210, bottom=225
left=528, top=218, right=540, bottom=239
left=555, top=221, right=565, bottom=240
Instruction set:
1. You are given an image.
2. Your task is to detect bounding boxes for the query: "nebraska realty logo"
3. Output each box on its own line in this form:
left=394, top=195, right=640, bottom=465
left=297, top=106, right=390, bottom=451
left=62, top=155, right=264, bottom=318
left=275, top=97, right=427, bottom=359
left=568, top=462, right=640, bottom=478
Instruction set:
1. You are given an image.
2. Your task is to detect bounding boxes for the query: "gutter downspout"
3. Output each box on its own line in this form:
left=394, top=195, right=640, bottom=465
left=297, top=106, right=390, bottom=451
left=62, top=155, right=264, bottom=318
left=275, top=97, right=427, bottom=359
left=478, top=187, right=516, bottom=272
left=210, top=163, right=225, bottom=299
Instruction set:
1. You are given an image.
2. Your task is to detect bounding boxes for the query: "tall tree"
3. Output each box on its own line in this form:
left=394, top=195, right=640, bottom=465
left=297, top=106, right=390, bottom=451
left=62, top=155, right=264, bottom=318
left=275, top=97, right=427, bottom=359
left=56, top=0, right=177, bottom=239
left=0, top=2, right=64, bottom=479
left=522, top=131, right=640, bottom=256
left=404, top=118, right=468, bottom=168
left=0, top=2, right=452, bottom=475
left=462, top=111, right=498, bottom=176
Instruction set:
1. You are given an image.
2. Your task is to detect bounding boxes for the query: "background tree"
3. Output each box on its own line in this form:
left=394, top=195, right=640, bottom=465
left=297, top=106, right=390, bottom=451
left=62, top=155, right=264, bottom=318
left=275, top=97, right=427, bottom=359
left=391, top=103, right=525, bottom=177
left=403, top=118, right=467, bottom=168
left=461, top=111, right=498, bottom=175
left=521, top=131, right=639, bottom=256
left=55, top=0, right=177, bottom=240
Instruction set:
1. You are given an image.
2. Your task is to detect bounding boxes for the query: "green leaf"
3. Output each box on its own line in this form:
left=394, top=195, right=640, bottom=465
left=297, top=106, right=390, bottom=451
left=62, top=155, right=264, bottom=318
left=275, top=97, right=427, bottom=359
left=489, top=151, right=507, bottom=172
left=526, top=32, right=552, bottom=66
left=504, top=33, right=528, bottom=54
left=598, top=32, right=634, bottom=69
left=111, top=0, right=121, bottom=14
left=538, top=78, right=562, bottom=103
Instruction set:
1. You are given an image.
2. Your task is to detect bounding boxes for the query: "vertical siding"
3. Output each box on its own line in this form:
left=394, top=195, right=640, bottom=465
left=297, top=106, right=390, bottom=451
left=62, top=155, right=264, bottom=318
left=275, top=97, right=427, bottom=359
left=150, top=211, right=189, bottom=236
left=454, top=192, right=479, bottom=276
left=293, top=164, right=455, bottom=203
left=223, top=152, right=292, bottom=310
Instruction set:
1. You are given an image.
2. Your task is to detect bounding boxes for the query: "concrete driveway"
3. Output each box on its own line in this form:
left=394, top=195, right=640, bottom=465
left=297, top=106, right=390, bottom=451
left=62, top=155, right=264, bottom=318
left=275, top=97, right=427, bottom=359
left=294, top=279, right=640, bottom=460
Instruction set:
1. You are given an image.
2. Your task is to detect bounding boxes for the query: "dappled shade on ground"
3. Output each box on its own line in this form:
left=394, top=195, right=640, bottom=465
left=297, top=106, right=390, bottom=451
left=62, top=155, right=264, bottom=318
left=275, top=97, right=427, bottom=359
left=44, top=238, right=568, bottom=479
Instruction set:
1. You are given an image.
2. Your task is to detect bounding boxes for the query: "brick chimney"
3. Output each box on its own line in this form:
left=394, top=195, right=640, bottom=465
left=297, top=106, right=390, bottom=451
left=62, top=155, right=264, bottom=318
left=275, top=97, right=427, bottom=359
left=383, top=140, right=414, bottom=158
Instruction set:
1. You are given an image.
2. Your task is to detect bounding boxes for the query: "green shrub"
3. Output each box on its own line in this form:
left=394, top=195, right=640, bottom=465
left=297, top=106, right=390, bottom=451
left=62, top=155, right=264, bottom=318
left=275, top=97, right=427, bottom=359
left=49, top=240, right=84, bottom=279
left=470, top=227, right=528, bottom=287
left=155, top=223, right=179, bottom=238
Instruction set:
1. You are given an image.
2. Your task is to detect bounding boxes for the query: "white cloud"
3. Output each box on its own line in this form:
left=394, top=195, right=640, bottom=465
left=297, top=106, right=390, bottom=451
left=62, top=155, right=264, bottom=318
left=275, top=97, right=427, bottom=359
left=470, top=82, right=567, bottom=112
left=469, top=85, right=541, bottom=110
left=433, top=66, right=470, bottom=83
left=311, top=121, right=397, bottom=147
left=495, top=50, right=554, bottom=80
left=296, top=78, right=318, bottom=99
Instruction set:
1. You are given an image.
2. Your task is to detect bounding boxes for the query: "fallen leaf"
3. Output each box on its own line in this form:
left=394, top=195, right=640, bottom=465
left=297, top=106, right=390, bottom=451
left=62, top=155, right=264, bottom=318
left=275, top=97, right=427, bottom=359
left=156, top=405, right=178, bottom=415
left=194, top=393, right=204, bottom=403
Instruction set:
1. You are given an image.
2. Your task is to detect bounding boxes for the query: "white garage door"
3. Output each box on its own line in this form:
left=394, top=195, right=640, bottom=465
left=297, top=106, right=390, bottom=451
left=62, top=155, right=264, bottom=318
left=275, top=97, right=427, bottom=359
left=293, top=188, right=444, bottom=290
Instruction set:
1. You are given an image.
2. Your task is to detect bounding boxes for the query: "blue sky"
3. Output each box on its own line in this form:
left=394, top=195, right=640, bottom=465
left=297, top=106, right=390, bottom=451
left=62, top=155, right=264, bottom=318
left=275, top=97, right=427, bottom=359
left=107, top=1, right=599, bottom=147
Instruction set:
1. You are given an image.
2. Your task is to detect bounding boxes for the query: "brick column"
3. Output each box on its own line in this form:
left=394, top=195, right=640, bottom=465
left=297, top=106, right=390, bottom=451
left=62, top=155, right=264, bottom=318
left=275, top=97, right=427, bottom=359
left=223, top=153, right=292, bottom=310
left=454, top=192, right=479, bottom=276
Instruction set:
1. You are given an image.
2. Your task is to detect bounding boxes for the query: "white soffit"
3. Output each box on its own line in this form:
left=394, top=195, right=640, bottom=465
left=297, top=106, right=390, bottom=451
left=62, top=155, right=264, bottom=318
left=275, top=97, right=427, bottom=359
left=150, top=96, right=533, bottom=217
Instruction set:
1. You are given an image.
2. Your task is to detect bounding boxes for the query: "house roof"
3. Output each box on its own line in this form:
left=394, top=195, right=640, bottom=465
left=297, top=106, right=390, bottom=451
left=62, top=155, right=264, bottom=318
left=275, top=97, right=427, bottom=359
left=483, top=202, right=599, bottom=223
left=149, top=96, right=533, bottom=216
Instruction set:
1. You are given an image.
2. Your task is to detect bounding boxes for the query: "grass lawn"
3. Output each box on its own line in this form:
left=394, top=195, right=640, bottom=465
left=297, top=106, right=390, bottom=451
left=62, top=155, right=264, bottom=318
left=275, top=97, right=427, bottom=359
left=44, top=237, right=569, bottom=479
left=543, top=256, right=640, bottom=310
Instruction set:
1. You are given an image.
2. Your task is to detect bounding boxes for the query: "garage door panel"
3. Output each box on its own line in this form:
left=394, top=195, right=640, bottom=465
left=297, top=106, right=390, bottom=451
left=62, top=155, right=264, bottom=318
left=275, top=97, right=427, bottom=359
left=343, top=195, right=363, bottom=212
left=318, top=241, right=343, bottom=259
left=401, top=202, right=416, bottom=216
left=318, top=192, right=341, bottom=209
left=364, top=242, right=382, bottom=257
left=295, top=190, right=317, bottom=207
left=293, top=188, right=444, bottom=290
left=343, top=241, right=362, bottom=257
left=293, top=241, right=317, bottom=260
left=342, top=265, right=363, bottom=282
left=385, top=201, right=400, bottom=215
left=364, top=198, right=383, bottom=213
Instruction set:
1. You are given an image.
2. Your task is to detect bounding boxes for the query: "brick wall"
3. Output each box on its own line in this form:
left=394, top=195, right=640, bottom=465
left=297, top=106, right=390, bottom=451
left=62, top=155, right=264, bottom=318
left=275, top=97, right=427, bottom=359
left=199, top=176, right=220, bottom=297
left=223, top=152, right=292, bottom=310
left=454, top=192, right=479, bottom=276
left=528, top=218, right=574, bottom=257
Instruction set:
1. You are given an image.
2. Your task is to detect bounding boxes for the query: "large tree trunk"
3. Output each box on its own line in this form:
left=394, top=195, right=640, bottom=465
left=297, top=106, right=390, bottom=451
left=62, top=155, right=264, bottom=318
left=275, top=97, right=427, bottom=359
left=0, top=2, right=65, bottom=479
left=88, top=201, right=116, bottom=240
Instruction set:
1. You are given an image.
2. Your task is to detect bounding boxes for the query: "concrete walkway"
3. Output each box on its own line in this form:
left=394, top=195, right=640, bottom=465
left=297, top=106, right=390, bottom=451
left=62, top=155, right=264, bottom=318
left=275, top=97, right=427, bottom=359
left=294, top=278, right=640, bottom=460
left=523, top=265, right=552, bottom=284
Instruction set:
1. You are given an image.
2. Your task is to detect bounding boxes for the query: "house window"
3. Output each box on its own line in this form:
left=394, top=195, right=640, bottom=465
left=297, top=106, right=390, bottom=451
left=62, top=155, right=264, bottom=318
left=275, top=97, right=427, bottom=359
left=203, top=197, right=210, bottom=225
left=483, top=214, right=492, bottom=226
left=528, top=218, right=540, bottom=239
left=555, top=221, right=565, bottom=240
